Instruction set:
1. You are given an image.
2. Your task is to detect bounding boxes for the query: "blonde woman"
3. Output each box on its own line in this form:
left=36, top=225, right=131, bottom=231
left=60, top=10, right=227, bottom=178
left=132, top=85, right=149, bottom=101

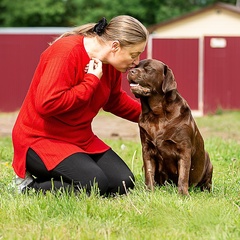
left=12, top=15, right=148, bottom=195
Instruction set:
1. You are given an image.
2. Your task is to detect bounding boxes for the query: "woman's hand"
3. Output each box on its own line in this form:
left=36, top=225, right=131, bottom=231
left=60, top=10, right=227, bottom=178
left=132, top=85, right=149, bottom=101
left=85, top=58, right=103, bottom=79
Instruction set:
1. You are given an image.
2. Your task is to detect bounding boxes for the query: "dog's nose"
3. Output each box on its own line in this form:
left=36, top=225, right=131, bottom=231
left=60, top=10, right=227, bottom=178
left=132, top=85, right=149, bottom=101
left=129, top=68, right=137, bottom=75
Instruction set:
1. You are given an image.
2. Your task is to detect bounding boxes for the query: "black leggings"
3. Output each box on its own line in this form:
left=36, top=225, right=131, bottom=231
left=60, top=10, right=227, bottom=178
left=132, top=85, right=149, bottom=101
left=26, top=148, right=135, bottom=195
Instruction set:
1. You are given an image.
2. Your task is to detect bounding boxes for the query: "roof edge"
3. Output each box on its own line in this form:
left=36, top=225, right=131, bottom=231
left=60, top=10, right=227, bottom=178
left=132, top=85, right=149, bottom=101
left=0, top=27, right=72, bottom=34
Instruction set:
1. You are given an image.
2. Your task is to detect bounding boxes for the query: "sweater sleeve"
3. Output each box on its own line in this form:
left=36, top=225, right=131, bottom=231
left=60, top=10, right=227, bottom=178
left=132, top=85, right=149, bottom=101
left=103, top=72, right=141, bottom=123
left=35, top=49, right=100, bottom=117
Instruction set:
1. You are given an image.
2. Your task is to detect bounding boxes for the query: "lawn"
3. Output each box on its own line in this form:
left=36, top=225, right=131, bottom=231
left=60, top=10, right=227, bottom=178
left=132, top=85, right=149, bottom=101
left=0, top=111, right=239, bottom=240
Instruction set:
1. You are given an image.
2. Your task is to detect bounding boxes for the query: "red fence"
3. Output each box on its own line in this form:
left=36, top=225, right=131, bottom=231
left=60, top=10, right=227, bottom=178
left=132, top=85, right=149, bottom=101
left=0, top=29, right=240, bottom=114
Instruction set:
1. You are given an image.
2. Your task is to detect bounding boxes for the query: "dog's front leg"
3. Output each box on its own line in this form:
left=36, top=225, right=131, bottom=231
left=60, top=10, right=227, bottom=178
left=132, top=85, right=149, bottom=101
left=142, top=149, right=156, bottom=191
left=140, top=127, right=156, bottom=191
left=178, top=152, right=191, bottom=196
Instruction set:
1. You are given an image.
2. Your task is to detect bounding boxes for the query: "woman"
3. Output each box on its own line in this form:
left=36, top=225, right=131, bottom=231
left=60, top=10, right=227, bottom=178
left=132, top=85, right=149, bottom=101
left=12, top=15, right=148, bottom=195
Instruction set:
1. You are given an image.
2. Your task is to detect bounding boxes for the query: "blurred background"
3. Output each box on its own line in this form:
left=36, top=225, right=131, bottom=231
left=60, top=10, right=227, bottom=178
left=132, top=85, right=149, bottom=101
left=0, top=0, right=239, bottom=115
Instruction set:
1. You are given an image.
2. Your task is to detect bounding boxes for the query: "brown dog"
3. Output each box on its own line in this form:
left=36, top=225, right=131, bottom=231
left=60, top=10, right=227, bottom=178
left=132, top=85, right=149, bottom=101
left=127, top=59, right=213, bottom=195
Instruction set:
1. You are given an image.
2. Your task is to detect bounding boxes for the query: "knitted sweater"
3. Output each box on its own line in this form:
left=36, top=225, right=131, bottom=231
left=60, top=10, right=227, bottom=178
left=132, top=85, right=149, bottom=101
left=12, top=35, right=141, bottom=178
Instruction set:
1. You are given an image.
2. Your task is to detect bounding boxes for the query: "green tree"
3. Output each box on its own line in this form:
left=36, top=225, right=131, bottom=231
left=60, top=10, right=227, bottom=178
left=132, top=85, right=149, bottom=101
left=66, top=0, right=147, bottom=25
left=0, top=0, right=69, bottom=26
left=0, top=0, right=238, bottom=27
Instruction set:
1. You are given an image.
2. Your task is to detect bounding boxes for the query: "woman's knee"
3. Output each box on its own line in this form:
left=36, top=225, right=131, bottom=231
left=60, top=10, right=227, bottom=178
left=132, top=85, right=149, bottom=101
left=57, top=153, right=111, bottom=195
left=109, top=172, right=135, bottom=195
left=123, top=172, right=135, bottom=189
left=83, top=170, right=109, bottom=195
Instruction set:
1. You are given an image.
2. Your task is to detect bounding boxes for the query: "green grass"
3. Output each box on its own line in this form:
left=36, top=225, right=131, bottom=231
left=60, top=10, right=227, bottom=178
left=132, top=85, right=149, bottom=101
left=0, top=111, right=240, bottom=240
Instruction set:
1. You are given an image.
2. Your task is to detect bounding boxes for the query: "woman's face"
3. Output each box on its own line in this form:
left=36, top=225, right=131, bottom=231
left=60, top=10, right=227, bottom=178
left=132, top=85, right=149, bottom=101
left=109, top=41, right=147, bottom=73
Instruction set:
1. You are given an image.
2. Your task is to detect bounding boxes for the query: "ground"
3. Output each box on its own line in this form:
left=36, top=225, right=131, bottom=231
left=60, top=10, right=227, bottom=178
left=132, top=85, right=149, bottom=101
left=0, top=111, right=140, bottom=141
left=1, top=111, right=238, bottom=143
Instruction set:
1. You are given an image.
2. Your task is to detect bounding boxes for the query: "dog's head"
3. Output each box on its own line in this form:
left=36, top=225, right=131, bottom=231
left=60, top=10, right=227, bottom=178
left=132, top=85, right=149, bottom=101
left=127, top=59, right=177, bottom=98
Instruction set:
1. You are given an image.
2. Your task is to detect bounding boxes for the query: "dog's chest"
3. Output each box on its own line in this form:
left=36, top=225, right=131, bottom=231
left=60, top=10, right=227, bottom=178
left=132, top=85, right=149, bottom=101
left=139, top=116, right=179, bottom=158
left=139, top=114, right=169, bottom=140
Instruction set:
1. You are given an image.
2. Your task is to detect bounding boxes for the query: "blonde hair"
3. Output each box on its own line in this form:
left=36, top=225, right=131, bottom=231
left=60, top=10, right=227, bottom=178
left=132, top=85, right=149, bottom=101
left=53, top=15, right=149, bottom=47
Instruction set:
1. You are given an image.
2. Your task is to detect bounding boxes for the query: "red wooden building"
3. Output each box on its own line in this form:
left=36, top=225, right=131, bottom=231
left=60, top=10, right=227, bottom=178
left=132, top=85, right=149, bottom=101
left=146, top=35, right=240, bottom=115
left=0, top=28, right=69, bottom=112
left=146, top=2, right=240, bottom=115
left=1, top=2, right=240, bottom=116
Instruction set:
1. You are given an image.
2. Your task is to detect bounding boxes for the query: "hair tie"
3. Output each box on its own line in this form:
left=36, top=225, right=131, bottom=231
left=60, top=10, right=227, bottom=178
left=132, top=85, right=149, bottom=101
left=93, top=17, right=108, bottom=36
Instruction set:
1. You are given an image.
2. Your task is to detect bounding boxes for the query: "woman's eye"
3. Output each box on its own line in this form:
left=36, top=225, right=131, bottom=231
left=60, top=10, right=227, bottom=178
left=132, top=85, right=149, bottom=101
left=131, top=53, right=140, bottom=59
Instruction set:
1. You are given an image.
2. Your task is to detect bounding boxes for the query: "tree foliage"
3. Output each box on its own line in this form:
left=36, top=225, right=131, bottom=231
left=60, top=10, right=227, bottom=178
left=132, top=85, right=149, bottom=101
left=0, top=0, right=237, bottom=27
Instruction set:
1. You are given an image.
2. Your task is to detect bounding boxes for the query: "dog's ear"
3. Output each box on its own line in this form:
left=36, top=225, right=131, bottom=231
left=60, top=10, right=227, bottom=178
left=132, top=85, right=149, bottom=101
left=162, top=65, right=177, bottom=93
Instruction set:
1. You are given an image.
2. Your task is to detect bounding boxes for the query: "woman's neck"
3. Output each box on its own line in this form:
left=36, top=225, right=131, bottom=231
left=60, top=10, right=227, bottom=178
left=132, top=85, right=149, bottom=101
left=84, top=37, right=110, bottom=63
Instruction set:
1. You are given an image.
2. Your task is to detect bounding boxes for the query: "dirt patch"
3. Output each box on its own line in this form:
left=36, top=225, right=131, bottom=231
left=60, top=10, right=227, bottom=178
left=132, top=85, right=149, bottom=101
left=0, top=112, right=19, bottom=137
left=0, top=112, right=140, bottom=141
left=92, top=114, right=140, bottom=141
left=1, top=111, right=239, bottom=144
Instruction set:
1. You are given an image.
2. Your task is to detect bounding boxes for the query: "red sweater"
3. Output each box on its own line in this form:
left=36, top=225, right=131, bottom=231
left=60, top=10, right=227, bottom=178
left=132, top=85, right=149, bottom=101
left=12, top=35, right=141, bottom=178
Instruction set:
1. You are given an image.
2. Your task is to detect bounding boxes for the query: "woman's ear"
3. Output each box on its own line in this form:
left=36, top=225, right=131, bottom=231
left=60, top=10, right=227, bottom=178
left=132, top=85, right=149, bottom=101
left=111, top=40, right=120, bottom=52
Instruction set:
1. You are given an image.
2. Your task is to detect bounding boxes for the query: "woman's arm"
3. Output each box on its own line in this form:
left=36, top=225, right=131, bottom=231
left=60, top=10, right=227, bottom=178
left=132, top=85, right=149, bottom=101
left=35, top=50, right=100, bottom=117
left=103, top=72, right=141, bottom=122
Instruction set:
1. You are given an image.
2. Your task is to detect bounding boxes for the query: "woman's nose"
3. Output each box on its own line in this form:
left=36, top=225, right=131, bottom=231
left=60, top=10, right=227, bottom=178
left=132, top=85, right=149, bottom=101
left=133, top=57, right=140, bottom=65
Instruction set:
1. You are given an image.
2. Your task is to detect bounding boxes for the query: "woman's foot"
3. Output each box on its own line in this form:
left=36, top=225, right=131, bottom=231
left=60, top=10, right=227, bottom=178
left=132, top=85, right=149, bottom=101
left=14, top=172, right=34, bottom=193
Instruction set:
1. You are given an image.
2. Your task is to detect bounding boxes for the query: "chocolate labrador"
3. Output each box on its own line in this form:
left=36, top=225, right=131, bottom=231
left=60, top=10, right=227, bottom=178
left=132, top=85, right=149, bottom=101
left=127, top=59, right=213, bottom=195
